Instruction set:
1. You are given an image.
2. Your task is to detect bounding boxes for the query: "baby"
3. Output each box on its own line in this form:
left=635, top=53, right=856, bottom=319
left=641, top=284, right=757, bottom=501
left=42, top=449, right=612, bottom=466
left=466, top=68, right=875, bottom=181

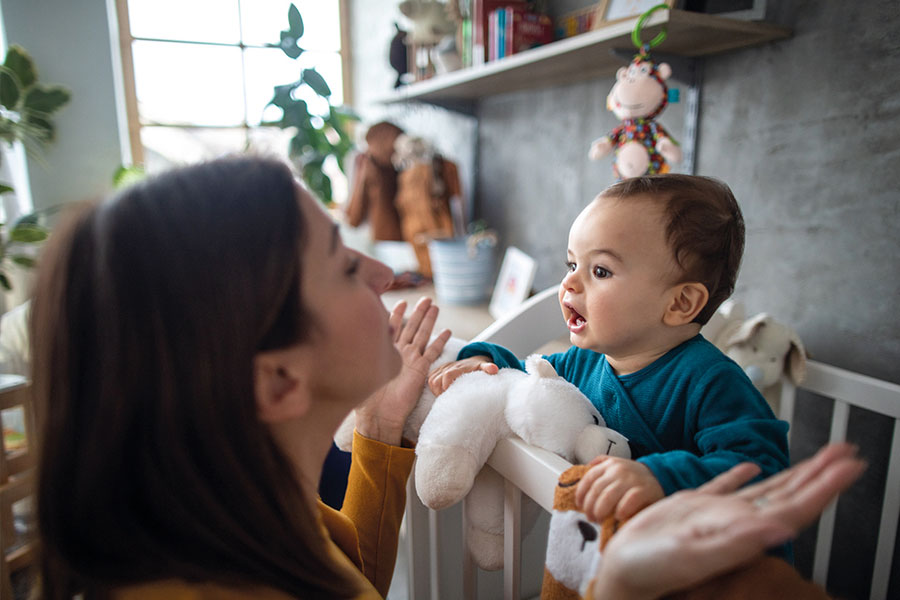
left=428, top=174, right=789, bottom=525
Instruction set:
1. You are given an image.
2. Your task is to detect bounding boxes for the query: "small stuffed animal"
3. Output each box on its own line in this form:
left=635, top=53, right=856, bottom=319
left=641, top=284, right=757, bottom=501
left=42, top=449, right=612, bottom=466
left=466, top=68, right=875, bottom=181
left=702, top=300, right=807, bottom=416
left=541, top=464, right=616, bottom=600
left=415, top=355, right=630, bottom=570
left=589, top=53, right=682, bottom=179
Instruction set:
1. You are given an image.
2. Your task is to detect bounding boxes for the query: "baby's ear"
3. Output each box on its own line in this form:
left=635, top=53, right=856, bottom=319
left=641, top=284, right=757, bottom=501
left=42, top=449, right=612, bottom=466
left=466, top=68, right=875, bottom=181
left=663, top=282, right=709, bottom=326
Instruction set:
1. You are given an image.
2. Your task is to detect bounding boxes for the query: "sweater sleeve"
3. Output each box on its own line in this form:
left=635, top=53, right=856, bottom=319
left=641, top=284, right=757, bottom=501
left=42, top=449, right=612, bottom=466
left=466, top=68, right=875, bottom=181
left=457, top=341, right=525, bottom=369
left=340, top=430, right=416, bottom=597
left=637, top=364, right=790, bottom=496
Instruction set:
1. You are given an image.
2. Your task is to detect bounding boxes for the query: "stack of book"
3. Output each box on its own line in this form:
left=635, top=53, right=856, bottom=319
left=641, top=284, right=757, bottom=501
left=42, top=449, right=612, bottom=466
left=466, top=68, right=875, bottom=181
left=462, top=0, right=553, bottom=67
left=487, top=5, right=554, bottom=62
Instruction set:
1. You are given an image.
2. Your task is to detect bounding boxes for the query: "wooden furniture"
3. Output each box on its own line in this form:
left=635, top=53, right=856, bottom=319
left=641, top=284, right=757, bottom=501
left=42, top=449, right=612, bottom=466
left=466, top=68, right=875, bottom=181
left=0, top=377, right=36, bottom=600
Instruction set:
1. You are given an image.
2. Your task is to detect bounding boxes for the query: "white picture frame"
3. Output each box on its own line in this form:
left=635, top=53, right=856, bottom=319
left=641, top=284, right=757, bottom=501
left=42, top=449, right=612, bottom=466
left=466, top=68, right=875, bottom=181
left=489, top=247, right=538, bottom=320
left=597, top=0, right=676, bottom=26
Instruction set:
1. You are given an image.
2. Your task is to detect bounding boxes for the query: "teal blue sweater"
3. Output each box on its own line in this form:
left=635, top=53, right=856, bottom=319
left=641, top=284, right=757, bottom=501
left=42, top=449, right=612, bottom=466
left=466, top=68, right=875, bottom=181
left=458, top=335, right=790, bottom=495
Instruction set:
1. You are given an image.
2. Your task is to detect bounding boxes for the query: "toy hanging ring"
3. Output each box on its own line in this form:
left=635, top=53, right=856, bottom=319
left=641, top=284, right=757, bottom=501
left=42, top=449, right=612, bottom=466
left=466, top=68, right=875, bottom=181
left=632, top=3, right=670, bottom=51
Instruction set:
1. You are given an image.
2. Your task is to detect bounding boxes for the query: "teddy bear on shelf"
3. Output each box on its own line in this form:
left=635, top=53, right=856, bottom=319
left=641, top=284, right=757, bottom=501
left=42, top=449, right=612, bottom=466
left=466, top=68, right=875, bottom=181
left=335, top=340, right=630, bottom=571
left=702, top=300, right=808, bottom=417
left=589, top=50, right=682, bottom=180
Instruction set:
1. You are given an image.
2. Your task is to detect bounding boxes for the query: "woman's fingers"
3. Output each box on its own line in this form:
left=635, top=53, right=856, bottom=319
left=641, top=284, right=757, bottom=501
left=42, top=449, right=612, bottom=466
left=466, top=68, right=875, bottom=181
left=696, top=462, right=762, bottom=495
left=390, top=300, right=407, bottom=343
left=423, top=328, right=452, bottom=363
left=399, top=296, right=432, bottom=345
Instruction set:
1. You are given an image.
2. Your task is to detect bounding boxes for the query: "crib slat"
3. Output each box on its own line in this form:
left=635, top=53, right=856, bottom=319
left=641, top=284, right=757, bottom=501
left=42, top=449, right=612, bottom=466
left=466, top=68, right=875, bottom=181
left=428, top=508, right=441, bottom=599
left=870, top=418, right=900, bottom=600
left=462, top=498, right=477, bottom=598
left=812, top=399, right=851, bottom=586
left=504, top=480, right=522, bottom=600
left=779, top=379, right=797, bottom=444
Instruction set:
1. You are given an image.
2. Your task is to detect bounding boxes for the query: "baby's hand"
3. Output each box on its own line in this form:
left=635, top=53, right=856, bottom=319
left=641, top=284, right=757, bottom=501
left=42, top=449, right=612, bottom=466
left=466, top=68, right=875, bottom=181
left=575, top=456, right=665, bottom=523
left=427, top=356, right=498, bottom=396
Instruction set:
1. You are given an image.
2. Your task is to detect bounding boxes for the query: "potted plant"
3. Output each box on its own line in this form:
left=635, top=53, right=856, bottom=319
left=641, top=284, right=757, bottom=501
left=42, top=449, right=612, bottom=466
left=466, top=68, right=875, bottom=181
left=0, top=44, right=70, bottom=302
left=428, top=220, right=498, bottom=305
left=264, top=4, right=359, bottom=205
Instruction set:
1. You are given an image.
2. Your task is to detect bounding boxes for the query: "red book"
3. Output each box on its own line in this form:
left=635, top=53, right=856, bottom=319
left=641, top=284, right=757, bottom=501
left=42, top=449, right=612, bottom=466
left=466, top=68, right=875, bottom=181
left=472, top=0, right=526, bottom=65
left=505, top=7, right=553, bottom=56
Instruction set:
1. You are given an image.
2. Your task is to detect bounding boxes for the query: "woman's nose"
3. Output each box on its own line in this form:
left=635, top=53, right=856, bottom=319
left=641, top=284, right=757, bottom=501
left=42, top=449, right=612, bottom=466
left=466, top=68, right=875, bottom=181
left=365, top=255, right=395, bottom=293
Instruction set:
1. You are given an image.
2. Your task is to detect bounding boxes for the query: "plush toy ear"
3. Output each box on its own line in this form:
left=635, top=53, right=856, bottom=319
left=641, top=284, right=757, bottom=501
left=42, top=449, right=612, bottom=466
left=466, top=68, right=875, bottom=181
left=656, top=62, right=672, bottom=80
left=724, top=313, right=771, bottom=347
left=616, top=66, right=627, bottom=81
left=785, top=330, right=808, bottom=384
left=525, top=354, right=558, bottom=378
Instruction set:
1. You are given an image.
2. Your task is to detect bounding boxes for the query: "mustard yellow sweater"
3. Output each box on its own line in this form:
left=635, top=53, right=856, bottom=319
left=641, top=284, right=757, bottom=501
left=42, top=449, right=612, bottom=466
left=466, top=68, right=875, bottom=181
left=113, top=431, right=415, bottom=600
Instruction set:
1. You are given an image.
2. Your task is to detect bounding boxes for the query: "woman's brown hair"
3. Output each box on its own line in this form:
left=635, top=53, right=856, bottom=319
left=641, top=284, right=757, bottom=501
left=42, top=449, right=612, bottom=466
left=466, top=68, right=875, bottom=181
left=601, top=174, right=745, bottom=325
left=31, top=156, right=361, bottom=598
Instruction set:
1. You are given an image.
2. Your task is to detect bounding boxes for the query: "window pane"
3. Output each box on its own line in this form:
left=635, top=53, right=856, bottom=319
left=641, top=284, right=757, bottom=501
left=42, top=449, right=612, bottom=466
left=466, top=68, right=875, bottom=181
left=241, top=0, right=341, bottom=51
left=133, top=41, right=246, bottom=127
left=128, top=0, right=241, bottom=43
left=141, top=126, right=250, bottom=172
left=244, top=48, right=343, bottom=125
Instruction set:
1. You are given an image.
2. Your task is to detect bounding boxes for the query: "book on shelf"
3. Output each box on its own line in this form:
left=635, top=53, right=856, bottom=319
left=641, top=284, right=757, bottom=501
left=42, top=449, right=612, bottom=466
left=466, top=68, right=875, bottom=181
left=472, top=0, right=527, bottom=65
left=487, top=5, right=554, bottom=62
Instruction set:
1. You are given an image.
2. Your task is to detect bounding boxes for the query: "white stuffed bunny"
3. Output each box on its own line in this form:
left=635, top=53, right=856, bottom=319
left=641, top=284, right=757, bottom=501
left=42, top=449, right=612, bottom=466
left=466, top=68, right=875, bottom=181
left=702, top=300, right=807, bottom=416
left=334, top=346, right=630, bottom=571
left=414, top=355, right=629, bottom=569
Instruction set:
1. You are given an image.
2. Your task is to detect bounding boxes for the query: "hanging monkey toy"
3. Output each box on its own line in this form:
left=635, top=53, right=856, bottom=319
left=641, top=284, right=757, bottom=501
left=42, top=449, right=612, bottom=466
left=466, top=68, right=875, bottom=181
left=589, top=5, right=682, bottom=179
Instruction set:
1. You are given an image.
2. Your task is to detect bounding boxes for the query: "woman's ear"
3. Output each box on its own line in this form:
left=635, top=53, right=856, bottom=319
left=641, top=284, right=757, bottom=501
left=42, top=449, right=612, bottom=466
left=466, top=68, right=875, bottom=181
left=663, top=282, right=709, bottom=326
left=253, top=351, right=312, bottom=423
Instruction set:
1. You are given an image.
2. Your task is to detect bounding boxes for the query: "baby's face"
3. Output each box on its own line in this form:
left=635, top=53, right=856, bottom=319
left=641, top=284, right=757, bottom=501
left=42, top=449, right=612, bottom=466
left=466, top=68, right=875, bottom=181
left=558, top=194, right=681, bottom=362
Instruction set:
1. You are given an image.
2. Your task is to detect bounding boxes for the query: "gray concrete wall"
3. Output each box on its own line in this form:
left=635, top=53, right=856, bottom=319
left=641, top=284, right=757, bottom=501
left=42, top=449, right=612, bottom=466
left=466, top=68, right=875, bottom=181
left=1, top=0, right=125, bottom=211
left=352, top=2, right=899, bottom=598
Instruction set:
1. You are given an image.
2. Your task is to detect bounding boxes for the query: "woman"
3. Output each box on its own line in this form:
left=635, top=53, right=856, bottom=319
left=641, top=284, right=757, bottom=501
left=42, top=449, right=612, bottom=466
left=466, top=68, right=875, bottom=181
left=30, top=155, right=863, bottom=599
left=32, top=156, right=449, bottom=598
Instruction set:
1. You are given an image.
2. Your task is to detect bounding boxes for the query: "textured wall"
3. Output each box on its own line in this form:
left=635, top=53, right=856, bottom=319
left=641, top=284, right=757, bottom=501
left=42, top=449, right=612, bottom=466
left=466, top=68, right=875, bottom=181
left=352, top=2, right=899, bottom=598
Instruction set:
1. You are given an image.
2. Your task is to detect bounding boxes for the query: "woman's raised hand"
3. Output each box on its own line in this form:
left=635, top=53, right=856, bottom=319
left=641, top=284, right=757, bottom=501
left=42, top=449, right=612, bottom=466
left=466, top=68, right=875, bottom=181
left=355, top=297, right=451, bottom=445
left=590, top=443, right=866, bottom=600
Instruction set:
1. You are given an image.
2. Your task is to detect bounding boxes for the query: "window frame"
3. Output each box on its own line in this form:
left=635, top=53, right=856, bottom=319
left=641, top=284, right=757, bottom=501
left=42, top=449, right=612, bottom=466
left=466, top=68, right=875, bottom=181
left=113, top=0, right=353, bottom=167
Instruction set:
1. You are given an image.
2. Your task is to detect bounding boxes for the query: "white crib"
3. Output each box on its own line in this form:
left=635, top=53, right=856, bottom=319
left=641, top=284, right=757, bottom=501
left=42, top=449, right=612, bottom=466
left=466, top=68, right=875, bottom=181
left=399, top=286, right=900, bottom=600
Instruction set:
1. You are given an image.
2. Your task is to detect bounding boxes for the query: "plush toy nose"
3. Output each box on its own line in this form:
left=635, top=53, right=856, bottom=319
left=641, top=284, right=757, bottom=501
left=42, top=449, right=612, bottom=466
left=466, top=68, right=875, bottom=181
left=745, top=365, right=765, bottom=387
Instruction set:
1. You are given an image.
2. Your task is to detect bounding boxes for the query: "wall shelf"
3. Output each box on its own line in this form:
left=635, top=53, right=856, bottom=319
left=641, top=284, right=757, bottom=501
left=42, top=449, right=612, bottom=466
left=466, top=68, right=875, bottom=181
left=379, top=9, right=790, bottom=113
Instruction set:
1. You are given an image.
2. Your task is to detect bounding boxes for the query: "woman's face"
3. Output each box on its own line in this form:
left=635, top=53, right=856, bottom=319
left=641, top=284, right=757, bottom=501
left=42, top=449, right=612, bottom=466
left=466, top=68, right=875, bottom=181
left=295, top=187, right=400, bottom=406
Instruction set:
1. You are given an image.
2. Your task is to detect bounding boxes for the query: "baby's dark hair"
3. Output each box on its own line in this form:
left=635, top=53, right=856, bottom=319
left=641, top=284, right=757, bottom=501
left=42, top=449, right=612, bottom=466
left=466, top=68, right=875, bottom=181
left=600, top=174, right=745, bottom=324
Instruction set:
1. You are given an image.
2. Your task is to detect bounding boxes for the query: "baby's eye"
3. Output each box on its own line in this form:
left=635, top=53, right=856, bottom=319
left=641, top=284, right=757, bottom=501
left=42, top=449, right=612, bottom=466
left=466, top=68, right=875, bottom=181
left=564, top=261, right=576, bottom=273
left=592, top=266, right=611, bottom=279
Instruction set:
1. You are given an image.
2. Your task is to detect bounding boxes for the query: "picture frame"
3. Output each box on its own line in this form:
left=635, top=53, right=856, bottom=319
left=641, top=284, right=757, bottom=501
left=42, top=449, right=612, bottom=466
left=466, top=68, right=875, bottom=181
left=681, top=0, right=766, bottom=21
left=594, top=0, right=677, bottom=28
left=489, top=246, right=538, bottom=320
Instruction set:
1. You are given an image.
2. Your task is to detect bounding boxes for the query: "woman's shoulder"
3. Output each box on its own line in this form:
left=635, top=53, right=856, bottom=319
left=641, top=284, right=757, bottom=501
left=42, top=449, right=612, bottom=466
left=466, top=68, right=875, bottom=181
left=113, top=579, right=295, bottom=600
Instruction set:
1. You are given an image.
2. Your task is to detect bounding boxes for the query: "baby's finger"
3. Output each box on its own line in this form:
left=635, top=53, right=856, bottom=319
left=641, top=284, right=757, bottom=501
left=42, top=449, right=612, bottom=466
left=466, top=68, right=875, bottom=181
left=479, top=362, right=499, bottom=375
left=586, top=482, right=625, bottom=523
left=615, top=487, right=653, bottom=521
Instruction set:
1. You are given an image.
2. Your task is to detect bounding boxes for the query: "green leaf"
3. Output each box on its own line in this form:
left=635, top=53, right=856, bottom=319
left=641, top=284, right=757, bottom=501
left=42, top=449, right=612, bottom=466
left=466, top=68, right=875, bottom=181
left=10, top=255, right=35, bottom=268
left=279, top=31, right=303, bottom=59
left=0, top=184, right=13, bottom=195
left=113, top=165, right=146, bottom=188
left=4, top=46, right=36, bottom=90
left=288, top=4, right=304, bottom=37
left=302, top=68, right=331, bottom=97
left=10, top=224, right=49, bottom=243
left=269, top=82, right=300, bottom=110
left=0, top=272, right=10, bottom=291
left=23, top=85, right=70, bottom=114
left=0, top=71, right=19, bottom=110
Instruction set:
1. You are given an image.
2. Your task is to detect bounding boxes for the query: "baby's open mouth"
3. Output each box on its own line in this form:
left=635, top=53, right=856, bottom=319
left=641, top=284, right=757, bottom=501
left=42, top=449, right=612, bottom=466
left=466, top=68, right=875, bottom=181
left=565, top=303, right=587, bottom=333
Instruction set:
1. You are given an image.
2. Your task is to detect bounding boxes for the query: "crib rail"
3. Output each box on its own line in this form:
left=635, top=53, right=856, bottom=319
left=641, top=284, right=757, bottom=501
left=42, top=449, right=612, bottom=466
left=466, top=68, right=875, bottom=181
left=405, top=358, right=900, bottom=600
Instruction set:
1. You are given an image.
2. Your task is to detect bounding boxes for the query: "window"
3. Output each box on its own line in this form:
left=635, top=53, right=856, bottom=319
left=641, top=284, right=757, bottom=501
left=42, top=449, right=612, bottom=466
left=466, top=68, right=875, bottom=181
left=115, top=0, right=350, bottom=180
